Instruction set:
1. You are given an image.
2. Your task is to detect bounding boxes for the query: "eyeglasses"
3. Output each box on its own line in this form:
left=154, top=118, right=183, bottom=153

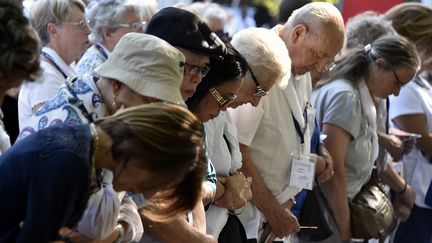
left=324, top=62, right=336, bottom=72
left=180, top=62, right=210, bottom=77
left=392, top=69, right=406, bottom=88
left=209, top=88, right=237, bottom=107
left=64, top=19, right=90, bottom=30
left=116, top=21, right=147, bottom=32
left=248, top=67, right=268, bottom=97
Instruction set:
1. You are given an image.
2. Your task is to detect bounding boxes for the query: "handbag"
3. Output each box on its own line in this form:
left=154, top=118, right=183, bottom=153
left=349, top=169, right=397, bottom=239
left=298, top=181, right=334, bottom=241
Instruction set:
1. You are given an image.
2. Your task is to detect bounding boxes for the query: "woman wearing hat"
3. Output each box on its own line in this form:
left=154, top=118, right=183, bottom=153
left=17, top=33, right=186, bottom=243
left=0, top=103, right=205, bottom=243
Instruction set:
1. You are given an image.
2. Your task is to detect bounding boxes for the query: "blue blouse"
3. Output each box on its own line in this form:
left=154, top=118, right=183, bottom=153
left=0, top=124, right=93, bottom=242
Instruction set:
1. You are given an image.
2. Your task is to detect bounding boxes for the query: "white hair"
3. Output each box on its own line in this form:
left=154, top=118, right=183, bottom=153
left=231, top=28, right=291, bottom=88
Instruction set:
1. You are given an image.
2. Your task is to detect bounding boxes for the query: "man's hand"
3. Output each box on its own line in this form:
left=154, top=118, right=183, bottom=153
left=261, top=199, right=300, bottom=239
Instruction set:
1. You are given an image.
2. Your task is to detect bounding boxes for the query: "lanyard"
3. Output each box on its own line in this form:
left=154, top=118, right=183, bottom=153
left=292, top=107, right=308, bottom=145
left=41, top=51, right=67, bottom=79
left=95, top=44, right=108, bottom=60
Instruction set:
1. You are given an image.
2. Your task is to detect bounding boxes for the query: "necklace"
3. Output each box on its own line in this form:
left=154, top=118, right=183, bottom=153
left=89, top=123, right=99, bottom=181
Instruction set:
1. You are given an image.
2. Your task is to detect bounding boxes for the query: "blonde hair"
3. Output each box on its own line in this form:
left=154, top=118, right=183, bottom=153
left=30, top=0, right=86, bottom=45
left=96, top=103, right=205, bottom=221
left=385, top=3, right=432, bottom=67
left=231, top=27, right=291, bottom=88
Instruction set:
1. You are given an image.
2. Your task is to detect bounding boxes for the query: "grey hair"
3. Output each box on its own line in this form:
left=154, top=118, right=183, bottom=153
left=344, top=11, right=397, bottom=51
left=317, top=35, right=420, bottom=87
left=202, top=3, right=228, bottom=31
left=231, top=27, right=291, bottom=88
left=30, top=0, right=86, bottom=46
left=286, top=2, right=344, bottom=40
left=86, top=0, right=152, bottom=44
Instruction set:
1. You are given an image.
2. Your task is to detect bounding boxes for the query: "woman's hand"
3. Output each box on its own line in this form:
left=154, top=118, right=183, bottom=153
left=214, top=172, right=252, bottom=209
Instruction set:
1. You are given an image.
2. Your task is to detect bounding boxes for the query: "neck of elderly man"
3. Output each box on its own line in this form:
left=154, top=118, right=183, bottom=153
left=277, top=3, right=344, bottom=76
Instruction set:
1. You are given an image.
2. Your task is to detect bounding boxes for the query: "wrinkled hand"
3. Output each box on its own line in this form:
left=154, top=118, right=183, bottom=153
left=263, top=200, right=300, bottom=239
left=214, top=173, right=252, bottom=210
left=386, top=134, right=404, bottom=161
left=393, top=197, right=411, bottom=222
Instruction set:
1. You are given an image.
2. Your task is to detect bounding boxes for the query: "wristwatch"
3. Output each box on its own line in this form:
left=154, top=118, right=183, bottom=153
left=112, top=224, right=125, bottom=243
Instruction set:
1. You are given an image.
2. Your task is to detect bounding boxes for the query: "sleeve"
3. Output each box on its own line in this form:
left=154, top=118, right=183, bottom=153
left=77, top=170, right=121, bottom=240
left=228, top=101, right=265, bottom=146
left=389, top=85, right=423, bottom=121
left=117, top=194, right=144, bottom=242
left=203, top=152, right=217, bottom=201
left=17, top=152, right=89, bottom=243
left=319, top=90, right=362, bottom=139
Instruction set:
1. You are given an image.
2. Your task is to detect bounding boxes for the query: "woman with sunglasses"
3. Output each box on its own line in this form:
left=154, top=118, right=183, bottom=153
left=311, top=35, right=419, bottom=241
left=76, top=0, right=152, bottom=78
left=18, top=0, right=90, bottom=129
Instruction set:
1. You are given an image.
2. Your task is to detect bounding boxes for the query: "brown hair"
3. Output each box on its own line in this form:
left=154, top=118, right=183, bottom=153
left=0, top=0, right=41, bottom=82
left=96, top=103, right=205, bottom=221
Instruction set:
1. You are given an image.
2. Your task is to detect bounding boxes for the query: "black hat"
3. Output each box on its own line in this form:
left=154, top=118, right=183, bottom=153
left=146, top=7, right=226, bottom=59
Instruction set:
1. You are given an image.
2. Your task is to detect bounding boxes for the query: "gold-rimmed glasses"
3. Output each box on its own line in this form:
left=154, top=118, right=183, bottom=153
left=209, top=88, right=237, bottom=107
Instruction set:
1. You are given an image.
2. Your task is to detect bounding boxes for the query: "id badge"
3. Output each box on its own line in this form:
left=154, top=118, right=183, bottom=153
left=289, top=152, right=316, bottom=190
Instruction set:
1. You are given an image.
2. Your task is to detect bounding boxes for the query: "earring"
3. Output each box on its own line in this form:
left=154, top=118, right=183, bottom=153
left=112, top=95, right=117, bottom=111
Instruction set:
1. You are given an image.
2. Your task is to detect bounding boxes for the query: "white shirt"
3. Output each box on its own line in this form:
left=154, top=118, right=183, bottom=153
left=389, top=77, right=432, bottom=209
left=18, top=47, right=76, bottom=130
left=204, top=111, right=243, bottom=238
left=229, top=72, right=314, bottom=238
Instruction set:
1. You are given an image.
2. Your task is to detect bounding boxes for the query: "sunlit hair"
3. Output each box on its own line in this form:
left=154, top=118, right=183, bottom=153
left=385, top=3, right=432, bottom=68
left=95, top=103, right=206, bottom=221
left=231, top=27, right=290, bottom=88
left=0, top=0, right=41, bottom=82
left=316, top=35, right=420, bottom=88
left=186, top=42, right=247, bottom=112
left=87, top=0, right=153, bottom=44
left=285, top=2, right=344, bottom=41
left=345, top=11, right=397, bottom=51
left=30, top=0, right=86, bottom=46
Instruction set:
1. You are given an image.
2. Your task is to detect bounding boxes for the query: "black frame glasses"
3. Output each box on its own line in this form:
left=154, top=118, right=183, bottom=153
left=180, top=62, right=210, bottom=77
left=209, top=88, right=237, bottom=107
left=392, top=69, right=406, bottom=88
left=248, top=67, right=268, bottom=97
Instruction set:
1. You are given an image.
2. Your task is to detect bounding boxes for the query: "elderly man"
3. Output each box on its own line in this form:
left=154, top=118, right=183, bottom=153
left=229, top=2, right=344, bottom=241
left=142, top=7, right=226, bottom=243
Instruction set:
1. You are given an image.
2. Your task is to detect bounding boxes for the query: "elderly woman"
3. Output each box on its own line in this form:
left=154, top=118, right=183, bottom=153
left=311, top=35, right=419, bottom=241
left=18, top=0, right=90, bottom=129
left=0, top=0, right=40, bottom=154
left=76, top=0, right=153, bottom=78
left=0, top=103, right=205, bottom=243
left=385, top=3, right=432, bottom=242
left=18, top=33, right=185, bottom=243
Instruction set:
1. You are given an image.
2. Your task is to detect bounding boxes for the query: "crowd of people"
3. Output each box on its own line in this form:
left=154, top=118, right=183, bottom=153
left=0, top=0, right=431, bottom=243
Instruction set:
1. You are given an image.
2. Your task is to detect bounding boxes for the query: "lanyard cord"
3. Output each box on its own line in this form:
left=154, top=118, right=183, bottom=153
left=292, top=107, right=308, bottom=145
left=95, top=44, right=108, bottom=60
left=41, top=51, right=68, bottom=79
